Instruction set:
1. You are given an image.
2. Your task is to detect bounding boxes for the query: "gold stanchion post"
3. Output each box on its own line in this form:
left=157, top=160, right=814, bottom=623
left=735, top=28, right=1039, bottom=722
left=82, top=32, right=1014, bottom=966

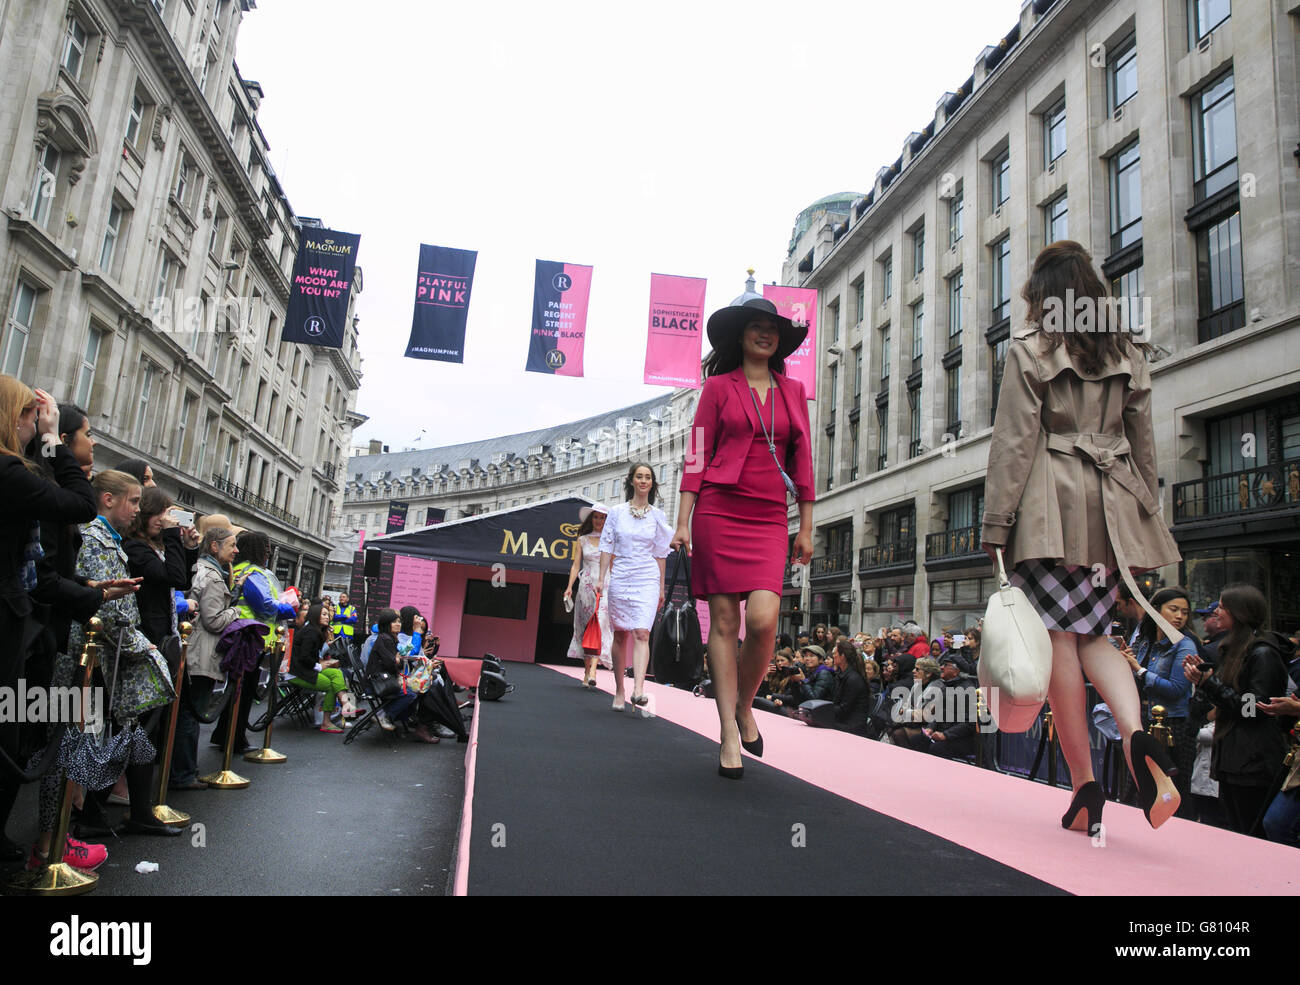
left=200, top=668, right=250, bottom=790
left=6, top=617, right=105, bottom=895
left=244, top=625, right=288, bottom=764
left=152, top=622, right=192, bottom=825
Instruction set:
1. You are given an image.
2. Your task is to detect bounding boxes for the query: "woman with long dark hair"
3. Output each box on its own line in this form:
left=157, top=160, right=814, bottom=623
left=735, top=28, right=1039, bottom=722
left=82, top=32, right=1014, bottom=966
left=1183, top=585, right=1294, bottom=835
left=981, top=240, right=1185, bottom=836
left=0, top=379, right=99, bottom=865
left=599, top=464, right=673, bottom=713
left=831, top=639, right=872, bottom=736
left=671, top=292, right=814, bottom=778
left=368, top=608, right=440, bottom=743
left=124, top=487, right=193, bottom=649
left=289, top=604, right=348, bottom=734
left=563, top=502, right=611, bottom=687
left=1118, top=586, right=1198, bottom=817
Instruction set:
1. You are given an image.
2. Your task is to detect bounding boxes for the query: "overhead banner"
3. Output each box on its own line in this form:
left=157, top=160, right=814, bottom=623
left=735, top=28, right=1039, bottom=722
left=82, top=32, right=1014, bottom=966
left=762, top=284, right=818, bottom=400
left=385, top=500, right=409, bottom=534
left=426, top=508, right=446, bottom=526
left=281, top=227, right=360, bottom=348
left=525, top=260, right=592, bottom=377
left=406, top=244, right=477, bottom=362
left=643, top=273, right=706, bottom=389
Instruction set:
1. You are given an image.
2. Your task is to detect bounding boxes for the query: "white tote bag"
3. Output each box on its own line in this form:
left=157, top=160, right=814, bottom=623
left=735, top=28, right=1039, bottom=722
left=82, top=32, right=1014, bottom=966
left=977, top=548, right=1053, bottom=733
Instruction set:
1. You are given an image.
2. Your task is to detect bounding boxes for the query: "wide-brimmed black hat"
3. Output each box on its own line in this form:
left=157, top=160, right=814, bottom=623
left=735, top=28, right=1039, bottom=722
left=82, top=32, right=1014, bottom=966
left=706, top=293, right=807, bottom=361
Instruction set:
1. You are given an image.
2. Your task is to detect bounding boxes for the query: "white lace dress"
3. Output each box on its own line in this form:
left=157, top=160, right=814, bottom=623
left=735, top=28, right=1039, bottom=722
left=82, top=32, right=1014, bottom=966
left=597, top=502, right=673, bottom=631
left=566, top=533, right=612, bottom=667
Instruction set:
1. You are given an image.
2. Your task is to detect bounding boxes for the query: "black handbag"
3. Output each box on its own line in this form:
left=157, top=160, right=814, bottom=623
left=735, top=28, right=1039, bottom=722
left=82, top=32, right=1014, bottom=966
left=650, top=548, right=706, bottom=688
left=371, top=671, right=401, bottom=701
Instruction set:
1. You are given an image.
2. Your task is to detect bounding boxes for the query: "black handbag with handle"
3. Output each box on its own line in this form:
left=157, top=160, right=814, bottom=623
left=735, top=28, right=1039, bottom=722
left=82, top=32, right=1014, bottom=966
left=650, top=548, right=706, bottom=688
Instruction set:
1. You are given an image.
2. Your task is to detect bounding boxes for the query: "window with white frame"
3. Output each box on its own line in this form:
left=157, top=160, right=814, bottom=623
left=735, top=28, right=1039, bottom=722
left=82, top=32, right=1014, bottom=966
left=99, top=203, right=124, bottom=272
left=948, top=188, right=963, bottom=248
left=1108, top=35, right=1137, bottom=113
left=992, top=149, right=1010, bottom=211
left=61, top=17, right=89, bottom=82
left=1044, top=98, right=1067, bottom=167
left=73, top=325, right=104, bottom=408
left=28, top=144, right=60, bottom=228
left=1192, top=71, right=1237, bottom=202
left=3, top=282, right=39, bottom=378
left=1046, top=193, right=1068, bottom=243
left=125, top=92, right=144, bottom=146
left=947, top=271, right=963, bottom=346
left=133, top=362, right=159, bottom=447
left=1188, top=0, right=1230, bottom=47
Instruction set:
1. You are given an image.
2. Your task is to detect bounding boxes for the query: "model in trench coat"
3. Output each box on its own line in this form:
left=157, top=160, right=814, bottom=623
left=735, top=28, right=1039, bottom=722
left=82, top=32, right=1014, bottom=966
left=981, top=322, right=1182, bottom=638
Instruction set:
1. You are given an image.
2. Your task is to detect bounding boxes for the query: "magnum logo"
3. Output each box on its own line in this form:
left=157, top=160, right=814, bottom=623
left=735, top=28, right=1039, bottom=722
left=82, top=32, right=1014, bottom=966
left=305, top=238, right=354, bottom=255
left=499, top=527, right=575, bottom=560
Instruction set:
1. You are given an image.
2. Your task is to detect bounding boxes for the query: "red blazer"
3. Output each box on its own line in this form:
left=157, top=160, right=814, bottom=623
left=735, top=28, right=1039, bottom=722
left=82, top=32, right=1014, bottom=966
left=680, top=367, right=815, bottom=502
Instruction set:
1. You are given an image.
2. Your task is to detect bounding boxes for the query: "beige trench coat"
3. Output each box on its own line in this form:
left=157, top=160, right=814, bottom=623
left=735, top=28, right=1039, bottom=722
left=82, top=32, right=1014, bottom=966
left=981, top=326, right=1181, bottom=579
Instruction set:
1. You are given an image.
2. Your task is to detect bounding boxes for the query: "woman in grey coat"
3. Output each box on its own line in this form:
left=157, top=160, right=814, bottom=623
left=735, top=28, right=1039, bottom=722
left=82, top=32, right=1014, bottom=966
left=170, top=527, right=240, bottom=789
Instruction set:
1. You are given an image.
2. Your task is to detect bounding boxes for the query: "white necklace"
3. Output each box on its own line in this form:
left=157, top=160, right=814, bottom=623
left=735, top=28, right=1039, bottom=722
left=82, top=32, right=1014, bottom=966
left=628, top=502, right=650, bottom=518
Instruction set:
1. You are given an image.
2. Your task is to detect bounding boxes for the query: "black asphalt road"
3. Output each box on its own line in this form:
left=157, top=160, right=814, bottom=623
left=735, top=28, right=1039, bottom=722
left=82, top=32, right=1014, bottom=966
left=3, top=711, right=465, bottom=896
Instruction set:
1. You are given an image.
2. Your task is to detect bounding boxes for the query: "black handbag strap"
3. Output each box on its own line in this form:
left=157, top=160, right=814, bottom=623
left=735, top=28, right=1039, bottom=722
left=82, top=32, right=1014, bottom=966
left=662, top=547, right=693, bottom=607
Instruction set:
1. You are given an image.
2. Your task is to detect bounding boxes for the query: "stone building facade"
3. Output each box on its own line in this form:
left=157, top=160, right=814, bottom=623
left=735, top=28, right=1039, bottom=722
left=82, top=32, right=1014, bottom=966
left=784, top=0, right=1300, bottom=636
left=0, top=0, right=364, bottom=597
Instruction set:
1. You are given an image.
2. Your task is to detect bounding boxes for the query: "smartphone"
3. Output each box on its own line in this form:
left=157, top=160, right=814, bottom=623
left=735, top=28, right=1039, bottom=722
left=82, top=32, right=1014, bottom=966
left=1196, top=663, right=1214, bottom=674
left=169, top=508, right=195, bottom=528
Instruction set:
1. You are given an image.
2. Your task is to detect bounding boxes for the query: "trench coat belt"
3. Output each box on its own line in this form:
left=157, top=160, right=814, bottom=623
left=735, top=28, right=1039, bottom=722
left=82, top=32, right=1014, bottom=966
left=1043, top=431, right=1183, bottom=645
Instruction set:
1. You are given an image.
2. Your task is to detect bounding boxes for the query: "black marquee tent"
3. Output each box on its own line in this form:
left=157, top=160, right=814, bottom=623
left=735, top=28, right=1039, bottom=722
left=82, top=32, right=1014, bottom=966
left=364, top=496, right=597, bottom=574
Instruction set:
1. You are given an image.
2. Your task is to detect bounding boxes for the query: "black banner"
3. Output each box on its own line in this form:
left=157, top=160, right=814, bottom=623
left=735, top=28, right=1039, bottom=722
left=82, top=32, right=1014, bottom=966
left=426, top=508, right=446, bottom=526
left=369, top=498, right=587, bottom=575
left=281, top=227, right=361, bottom=348
left=386, top=500, right=409, bottom=534
left=406, top=244, right=476, bottom=362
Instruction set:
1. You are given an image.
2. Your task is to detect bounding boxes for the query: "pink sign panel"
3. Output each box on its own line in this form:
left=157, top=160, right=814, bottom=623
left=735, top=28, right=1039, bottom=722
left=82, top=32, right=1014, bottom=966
left=389, top=554, right=438, bottom=618
left=643, top=273, right=706, bottom=389
left=762, top=284, right=818, bottom=400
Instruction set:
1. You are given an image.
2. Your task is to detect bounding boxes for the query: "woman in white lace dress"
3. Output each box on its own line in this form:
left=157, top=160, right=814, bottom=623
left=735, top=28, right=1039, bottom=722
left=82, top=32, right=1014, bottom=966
left=599, top=463, right=673, bottom=713
left=563, top=503, right=611, bottom=687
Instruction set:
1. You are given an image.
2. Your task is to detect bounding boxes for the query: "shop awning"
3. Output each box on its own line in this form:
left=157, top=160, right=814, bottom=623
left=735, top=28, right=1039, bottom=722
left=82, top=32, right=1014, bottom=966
left=365, top=496, right=596, bottom=575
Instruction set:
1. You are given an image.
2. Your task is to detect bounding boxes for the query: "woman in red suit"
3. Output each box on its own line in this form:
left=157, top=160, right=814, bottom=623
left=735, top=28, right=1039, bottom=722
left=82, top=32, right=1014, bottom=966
left=671, top=294, right=814, bottom=778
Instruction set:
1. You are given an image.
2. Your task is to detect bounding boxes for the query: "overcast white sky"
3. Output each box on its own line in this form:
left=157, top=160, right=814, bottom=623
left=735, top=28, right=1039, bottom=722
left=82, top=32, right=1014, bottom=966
left=236, top=0, right=1022, bottom=453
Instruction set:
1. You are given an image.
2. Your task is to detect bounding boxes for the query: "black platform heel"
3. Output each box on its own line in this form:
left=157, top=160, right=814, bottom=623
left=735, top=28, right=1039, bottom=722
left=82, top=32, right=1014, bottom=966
left=1060, top=780, right=1104, bottom=835
left=1129, top=731, right=1180, bottom=829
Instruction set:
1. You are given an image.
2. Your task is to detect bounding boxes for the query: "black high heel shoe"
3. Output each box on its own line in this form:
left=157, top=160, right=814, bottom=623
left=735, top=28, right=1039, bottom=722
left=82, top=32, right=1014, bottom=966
left=718, top=756, right=744, bottom=779
left=1060, top=781, right=1104, bottom=835
left=1129, top=730, right=1180, bottom=829
left=736, top=717, right=763, bottom=758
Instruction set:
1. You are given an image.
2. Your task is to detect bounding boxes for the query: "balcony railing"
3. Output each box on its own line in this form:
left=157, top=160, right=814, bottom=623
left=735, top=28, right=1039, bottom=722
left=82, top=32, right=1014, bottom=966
left=1173, top=458, right=1300, bottom=524
left=811, top=551, right=854, bottom=580
left=859, top=538, right=917, bottom=573
left=211, top=473, right=301, bottom=527
left=926, top=525, right=984, bottom=562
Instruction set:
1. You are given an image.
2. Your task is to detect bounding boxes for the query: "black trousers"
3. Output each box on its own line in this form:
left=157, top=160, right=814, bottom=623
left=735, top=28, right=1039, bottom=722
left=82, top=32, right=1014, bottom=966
left=210, top=666, right=260, bottom=752
left=1219, top=780, right=1272, bottom=837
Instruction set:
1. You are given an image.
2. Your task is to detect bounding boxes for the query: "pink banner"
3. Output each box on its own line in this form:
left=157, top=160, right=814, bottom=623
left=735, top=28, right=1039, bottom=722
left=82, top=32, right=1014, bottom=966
left=762, top=284, right=818, bottom=400
left=643, top=273, right=706, bottom=389
left=389, top=554, right=438, bottom=617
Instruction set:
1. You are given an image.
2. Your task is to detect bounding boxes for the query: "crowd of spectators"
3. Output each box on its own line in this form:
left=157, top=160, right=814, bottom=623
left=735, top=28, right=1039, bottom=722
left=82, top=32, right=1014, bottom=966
left=0, top=375, right=460, bottom=880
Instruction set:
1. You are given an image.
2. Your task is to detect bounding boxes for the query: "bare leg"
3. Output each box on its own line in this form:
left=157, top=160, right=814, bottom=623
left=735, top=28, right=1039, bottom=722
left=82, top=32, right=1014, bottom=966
left=736, top=591, right=780, bottom=743
left=1044, top=630, right=1096, bottom=791
left=1078, top=633, right=1143, bottom=780
left=584, top=656, right=598, bottom=684
left=706, top=595, right=742, bottom=769
left=631, top=629, right=651, bottom=698
left=611, top=630, right=629, bottom=707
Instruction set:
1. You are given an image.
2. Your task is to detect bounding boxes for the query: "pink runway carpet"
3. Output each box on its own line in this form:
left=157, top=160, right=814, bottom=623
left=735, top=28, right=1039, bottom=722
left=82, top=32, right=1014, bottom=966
left=560, top=665, right=1298, bottom=895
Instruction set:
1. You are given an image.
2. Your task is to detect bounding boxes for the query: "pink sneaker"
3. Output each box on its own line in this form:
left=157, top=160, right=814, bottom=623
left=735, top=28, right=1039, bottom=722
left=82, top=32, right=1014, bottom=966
left=27, top=837, right=108, bottom=872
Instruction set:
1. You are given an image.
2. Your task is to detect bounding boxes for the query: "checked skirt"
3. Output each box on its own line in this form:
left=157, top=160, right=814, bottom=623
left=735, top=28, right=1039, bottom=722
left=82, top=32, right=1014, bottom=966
left=1010, top=560, right=1117, bottom=636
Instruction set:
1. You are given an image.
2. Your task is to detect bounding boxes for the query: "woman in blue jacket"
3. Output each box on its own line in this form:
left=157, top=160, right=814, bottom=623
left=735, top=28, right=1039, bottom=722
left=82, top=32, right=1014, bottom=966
left=1118, top=586, right=1197, bottom=817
